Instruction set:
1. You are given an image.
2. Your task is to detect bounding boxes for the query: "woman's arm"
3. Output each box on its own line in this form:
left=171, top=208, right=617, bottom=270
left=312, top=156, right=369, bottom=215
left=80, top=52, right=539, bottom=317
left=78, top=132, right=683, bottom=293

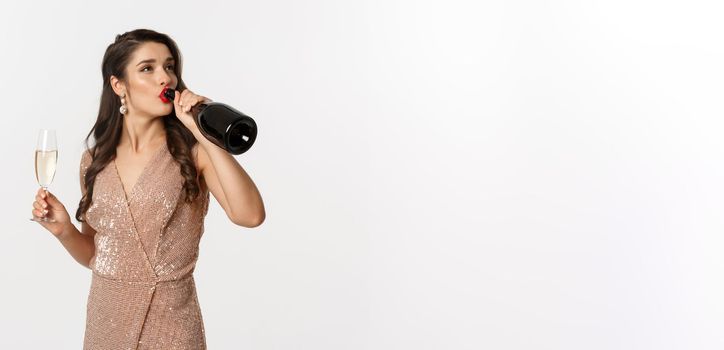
left=33, top=154, right=97, bottom=269
left=194, top=136, right=266, bottom=227
left=174, top=89, right=265, bottom=228
left=32, top=189, right=96, bottom=268
left=56, top=222, right=96, bottom=269
left=56, top=150, right=97, bottom=268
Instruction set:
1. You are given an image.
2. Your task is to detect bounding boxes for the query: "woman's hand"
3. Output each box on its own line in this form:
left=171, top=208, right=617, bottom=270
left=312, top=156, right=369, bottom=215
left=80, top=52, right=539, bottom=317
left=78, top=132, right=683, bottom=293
left=31, top=188, right=72, bottom=237
left=173, top=89, right=212, bottom=134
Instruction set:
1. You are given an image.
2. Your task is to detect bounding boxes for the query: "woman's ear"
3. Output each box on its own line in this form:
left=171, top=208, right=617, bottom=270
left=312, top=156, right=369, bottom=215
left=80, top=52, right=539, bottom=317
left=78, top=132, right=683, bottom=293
left=110, top=75, right=126, bottom=97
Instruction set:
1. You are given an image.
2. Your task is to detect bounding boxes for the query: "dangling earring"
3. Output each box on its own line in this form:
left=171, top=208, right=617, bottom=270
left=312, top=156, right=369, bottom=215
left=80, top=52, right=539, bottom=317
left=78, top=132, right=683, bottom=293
left=119, top=93, right=128, bottom=115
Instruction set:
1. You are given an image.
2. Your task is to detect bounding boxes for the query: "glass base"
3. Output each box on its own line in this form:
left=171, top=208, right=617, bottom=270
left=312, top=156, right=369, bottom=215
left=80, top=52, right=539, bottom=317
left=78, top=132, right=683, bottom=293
left=29, top=216, right=56, bottom=223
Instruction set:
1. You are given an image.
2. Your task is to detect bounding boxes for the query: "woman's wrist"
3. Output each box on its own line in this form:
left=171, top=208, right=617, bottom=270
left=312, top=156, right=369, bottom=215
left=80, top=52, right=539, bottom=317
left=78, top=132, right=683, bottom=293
left=56, top=222, right=79, bottom=241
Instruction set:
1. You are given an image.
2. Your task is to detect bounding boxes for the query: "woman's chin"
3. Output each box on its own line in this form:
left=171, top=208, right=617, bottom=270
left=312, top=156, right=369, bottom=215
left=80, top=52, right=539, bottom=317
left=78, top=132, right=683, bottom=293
left=159, top=104, right=174, bottom=115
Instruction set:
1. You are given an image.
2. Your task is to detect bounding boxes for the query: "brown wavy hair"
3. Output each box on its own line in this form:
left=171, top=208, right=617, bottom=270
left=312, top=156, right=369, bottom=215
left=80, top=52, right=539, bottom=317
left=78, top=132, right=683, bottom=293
left=75, top=29, right=202, bottom=222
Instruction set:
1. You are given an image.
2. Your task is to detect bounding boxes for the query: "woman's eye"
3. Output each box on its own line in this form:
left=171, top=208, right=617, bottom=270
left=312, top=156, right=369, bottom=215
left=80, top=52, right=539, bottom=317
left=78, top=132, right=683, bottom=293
left=141, top=65, right=174, bottom=72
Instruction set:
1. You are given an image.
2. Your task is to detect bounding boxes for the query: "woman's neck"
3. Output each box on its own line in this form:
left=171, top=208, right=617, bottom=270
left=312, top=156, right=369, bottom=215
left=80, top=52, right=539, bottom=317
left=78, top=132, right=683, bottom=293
left=119, top=115, right=166, bottom=154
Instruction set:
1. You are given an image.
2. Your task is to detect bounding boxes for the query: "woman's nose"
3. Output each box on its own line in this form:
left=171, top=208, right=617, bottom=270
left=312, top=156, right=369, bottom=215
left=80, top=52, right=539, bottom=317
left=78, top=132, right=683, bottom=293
left=157, top=69, right=173, bottom=85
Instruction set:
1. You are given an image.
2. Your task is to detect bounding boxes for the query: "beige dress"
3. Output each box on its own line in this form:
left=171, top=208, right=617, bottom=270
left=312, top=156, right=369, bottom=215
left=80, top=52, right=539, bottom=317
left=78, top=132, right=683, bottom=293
left=80, top=142, right=210, bottom=350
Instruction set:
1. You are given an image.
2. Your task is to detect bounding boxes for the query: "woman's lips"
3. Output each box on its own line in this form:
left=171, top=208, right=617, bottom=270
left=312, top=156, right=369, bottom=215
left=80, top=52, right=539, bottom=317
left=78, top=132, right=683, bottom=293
left=159, top=87, right=172, bottom=103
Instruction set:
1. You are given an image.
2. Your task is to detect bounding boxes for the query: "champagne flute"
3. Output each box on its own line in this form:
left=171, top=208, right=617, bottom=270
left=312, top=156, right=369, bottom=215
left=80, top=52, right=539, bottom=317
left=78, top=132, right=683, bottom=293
left=30, top=129, right=58, bottom=222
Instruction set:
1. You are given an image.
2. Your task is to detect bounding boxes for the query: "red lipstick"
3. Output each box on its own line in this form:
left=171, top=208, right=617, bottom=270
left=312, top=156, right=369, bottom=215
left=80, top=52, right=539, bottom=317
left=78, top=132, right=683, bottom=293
left=159, top=87, right=171, bottom=103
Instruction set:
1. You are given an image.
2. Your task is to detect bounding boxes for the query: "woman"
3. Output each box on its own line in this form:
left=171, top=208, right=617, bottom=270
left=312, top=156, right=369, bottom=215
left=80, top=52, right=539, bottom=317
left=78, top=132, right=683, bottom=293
left=30, top=28, right=265, bottom=349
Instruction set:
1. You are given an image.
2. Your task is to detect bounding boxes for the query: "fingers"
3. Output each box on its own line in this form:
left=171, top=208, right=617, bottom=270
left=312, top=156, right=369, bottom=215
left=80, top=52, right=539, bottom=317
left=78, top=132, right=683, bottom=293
left=33, top=200, right=46, bottom=212
left=32, top=193, right=48, bottom=219
left=187, top=96, right=207, bottom=112
left=44, top=191, right=62, bottom=207
left=174, top=90, right=190, bottom=113
left=35, top=191, right=49, bottom=209
left=174, top=90, right=182, bottom=110
left=34, top=189, right=63, bottom=210
left=177, top=90, right=206, bottom=113
left=177, top=90, right=189, bottom=109
left=32, top=202, right=47, bottom=218
left=181, top=90, right=193, bottom=112
left=31, top=189, right=67, bottom=223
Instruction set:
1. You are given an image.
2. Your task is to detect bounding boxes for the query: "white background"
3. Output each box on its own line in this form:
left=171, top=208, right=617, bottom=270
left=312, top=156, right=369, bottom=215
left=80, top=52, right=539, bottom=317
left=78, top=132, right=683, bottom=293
left=1, top=0, right=723, bottom=349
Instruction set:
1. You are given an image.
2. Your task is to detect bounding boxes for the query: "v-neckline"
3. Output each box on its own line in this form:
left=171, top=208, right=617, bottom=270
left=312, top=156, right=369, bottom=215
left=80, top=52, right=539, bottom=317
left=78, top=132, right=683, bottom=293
left=113, top=142, right=167, bottom=202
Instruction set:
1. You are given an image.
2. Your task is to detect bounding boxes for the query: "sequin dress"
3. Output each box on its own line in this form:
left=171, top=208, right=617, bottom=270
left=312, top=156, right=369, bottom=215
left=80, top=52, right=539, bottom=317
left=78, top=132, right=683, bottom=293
left=79, top=142, right=210, bottom=350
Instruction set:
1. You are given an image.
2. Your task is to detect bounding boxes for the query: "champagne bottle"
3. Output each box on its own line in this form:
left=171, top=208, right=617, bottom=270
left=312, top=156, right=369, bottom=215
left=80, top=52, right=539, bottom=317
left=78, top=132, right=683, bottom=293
left=161, top=87, right=257, bottom=155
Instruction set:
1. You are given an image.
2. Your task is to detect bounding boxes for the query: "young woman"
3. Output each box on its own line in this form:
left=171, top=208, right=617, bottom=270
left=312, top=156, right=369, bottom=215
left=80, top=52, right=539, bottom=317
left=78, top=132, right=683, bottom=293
left=30, top=28, right=265, bottom=349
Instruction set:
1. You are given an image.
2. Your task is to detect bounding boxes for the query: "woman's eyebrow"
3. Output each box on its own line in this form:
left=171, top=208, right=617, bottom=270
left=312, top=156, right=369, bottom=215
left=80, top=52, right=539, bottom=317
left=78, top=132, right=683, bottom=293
left=136, top=57, right=175, bottom=66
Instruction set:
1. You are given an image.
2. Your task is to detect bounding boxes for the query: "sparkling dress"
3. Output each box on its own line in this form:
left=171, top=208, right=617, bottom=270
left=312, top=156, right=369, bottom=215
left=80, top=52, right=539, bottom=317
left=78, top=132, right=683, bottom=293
left=80, top=142, right=210, bottom=349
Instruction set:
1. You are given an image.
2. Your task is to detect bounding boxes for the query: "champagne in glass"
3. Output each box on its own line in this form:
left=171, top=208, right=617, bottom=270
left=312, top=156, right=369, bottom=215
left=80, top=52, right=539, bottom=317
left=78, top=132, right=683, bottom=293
left=31, top=129, right=57, bottom=222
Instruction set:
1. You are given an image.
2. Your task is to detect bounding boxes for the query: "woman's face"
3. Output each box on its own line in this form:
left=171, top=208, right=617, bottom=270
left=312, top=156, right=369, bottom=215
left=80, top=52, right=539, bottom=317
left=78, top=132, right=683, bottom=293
left=119, top=41, right=178, bottom=118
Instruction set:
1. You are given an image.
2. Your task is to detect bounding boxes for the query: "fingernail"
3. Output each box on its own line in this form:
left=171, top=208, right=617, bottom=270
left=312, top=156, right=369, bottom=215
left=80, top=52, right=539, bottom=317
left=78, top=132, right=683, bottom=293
left=43, top=209, right=48, bottom=214
left=43, top=204, right=47, bottom=208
